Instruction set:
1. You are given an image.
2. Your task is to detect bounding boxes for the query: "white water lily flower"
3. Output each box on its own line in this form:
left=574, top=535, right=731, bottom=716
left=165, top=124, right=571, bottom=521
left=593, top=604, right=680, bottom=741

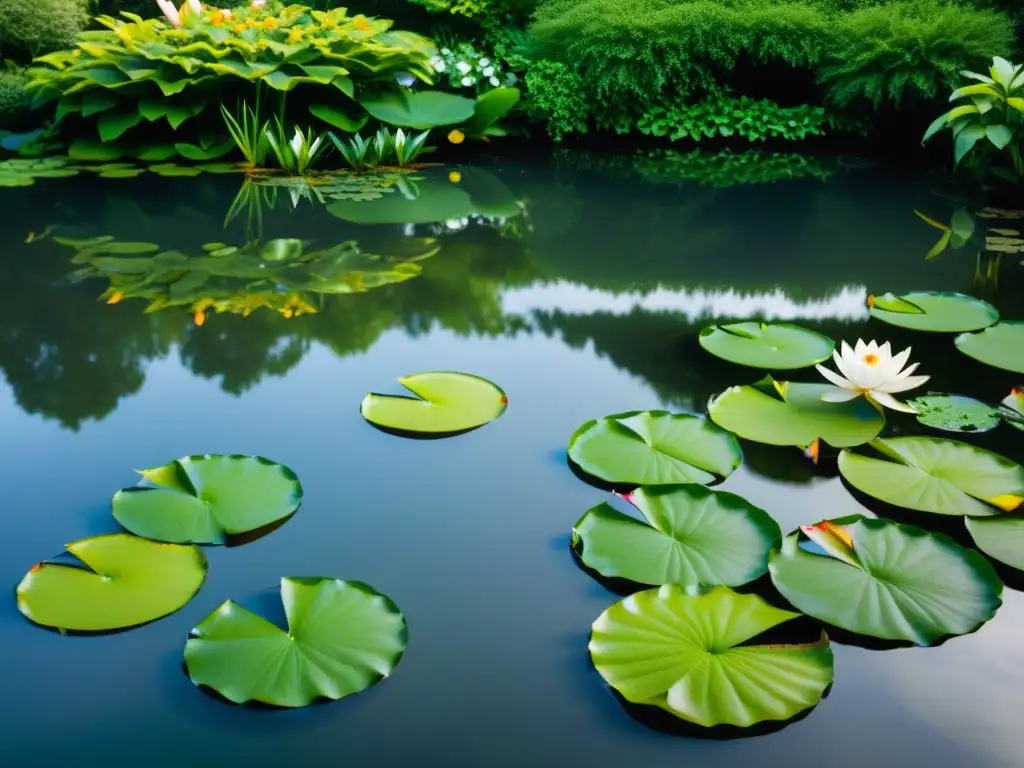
left=290, top=127, right=303, bottom=156
left=156, top=0, right=181, bottom=26
left=815, top=339, right=929, bottom=413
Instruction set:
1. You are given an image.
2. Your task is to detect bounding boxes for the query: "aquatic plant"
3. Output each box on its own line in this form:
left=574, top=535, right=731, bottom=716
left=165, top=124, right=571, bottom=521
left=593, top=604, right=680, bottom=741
left=361, top=371, right=507, bottom=435
left=815, top=339, right=929, bottom=414
left=264, top=120, right=328, bottom=175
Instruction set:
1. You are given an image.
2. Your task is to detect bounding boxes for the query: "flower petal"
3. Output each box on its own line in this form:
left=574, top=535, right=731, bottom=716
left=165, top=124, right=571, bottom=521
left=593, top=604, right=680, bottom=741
left=821, top=387, right=861, bottom=403
left=875, top=374, right=931, bottom=394
left=889, top=346, right=912, bottom=374
left=834, top=343, right=862, bottom=385
left=816, top=364, right=856, bottom=390
left=869, top=390, right=917, bottom=413
left=853, top=339, right=867, bottom=358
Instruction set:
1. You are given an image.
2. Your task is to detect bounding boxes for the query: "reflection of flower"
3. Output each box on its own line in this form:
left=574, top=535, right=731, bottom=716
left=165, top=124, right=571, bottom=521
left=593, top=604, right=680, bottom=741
left=816, top=339, right=929, bottom=413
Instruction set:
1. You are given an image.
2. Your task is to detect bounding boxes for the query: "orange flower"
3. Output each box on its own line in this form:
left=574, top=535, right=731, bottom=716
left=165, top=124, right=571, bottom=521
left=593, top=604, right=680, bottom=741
left=261, top=17, right=278, bottom=29
left=447, top=129, right=465, bottom=144
left=352, top=14, right=372, bottom=31
left=194, top=311, right=207, bottom=326
left=106, top=291, right=124, bottom=305
left=287, top=27, right=303, bottom=43
left=232, top=22, right=245, bottom=32
left=72, top=49, right=81, bottom=57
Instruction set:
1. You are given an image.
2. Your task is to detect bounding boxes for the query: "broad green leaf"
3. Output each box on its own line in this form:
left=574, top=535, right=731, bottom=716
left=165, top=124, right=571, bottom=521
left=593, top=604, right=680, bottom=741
left=838, top=437, right=1024, bottom=516
left=149, top=163, right=202, bottom=177
left=68, top=139, right=124, bottom=161
left=966, top=515, right=1024, bottom=570
left=987, top=124, right=1014, bottom=150
left=184, top=577, right=407, bottom=707
left=699, top=322, right=834, bottom=369
left=869, top=291, right=998, bottom=332
left=359, top=90, right=476, bottom=129
left=459, top=87, right=520, bottom=137
left=708, top=379, right=884, bottom=449
left=309, top=103, right=369, bottom=133
left=112, top=454, right=303, bottom=545
left=949, top=208, right=976, bottom=247
left=568, top=411, right=741, bottom=486
left=907, top=393, right=1001, bottom=433
left=955, top=322, right=1024, bottom=374
left=590, top=586, right=833, bottom=728
left=769, top=516, right=1002, bottom=645
left=174, top=141, right=234, bottom=161
left=922, top=112, right=950, bottom=143
left=133, top=144, right=177, bottom=162
left=361, top=371, right=506, bottom=435
left=80, top=90, right=120, bottom=117
left=954, top=123, right=985, bottom=165
left=98, top=110, right=144, bottom=142
left=573, top=486, right=780, bottom=588
left=16, top=533, right=206, bottom=632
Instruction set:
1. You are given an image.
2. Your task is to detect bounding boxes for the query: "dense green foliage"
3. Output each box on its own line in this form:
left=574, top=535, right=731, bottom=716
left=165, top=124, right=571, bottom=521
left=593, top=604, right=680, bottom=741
left=0, top=69, right=31, bottom=129
left=0, top=0, right=89, bottom=58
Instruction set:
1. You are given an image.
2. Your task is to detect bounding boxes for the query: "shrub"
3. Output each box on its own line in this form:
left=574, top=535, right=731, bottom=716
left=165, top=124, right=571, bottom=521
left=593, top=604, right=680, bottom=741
left=25, top=5, right=443, bottom=160
left=0, top=68, right=32, bottom=129
left=0, top=0, right=89, bottom=60
left=523, top=59, right=587, bottom=139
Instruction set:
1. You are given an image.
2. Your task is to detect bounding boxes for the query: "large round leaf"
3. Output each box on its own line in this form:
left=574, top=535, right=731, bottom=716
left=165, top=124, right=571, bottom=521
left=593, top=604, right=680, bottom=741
left=838, top=437, right=1024, bottom=516
left=16, top=533, right=207, bottom=632
left=708, top=378, right=884, bottom=449
left=966, top=515, right=1024, bottom=570
left=906, top=393, right=1001, bottom=433
left=769, top=516, right=1003, bottom=645
left=955, top=322, right=1024, bottom=374
left=361, top=371, right=506, bottom=435
left=869, top=291, right=998, bottom=332
left=589, top=586, right=833, bottom=728
left=568, top=411, right=741, bottom=486
left=698, top=322, right=834, bottom=369
left=573, top=485, right=781, bottom=588
left=112, top=454, right=303, bottom=544
left=359, top=90, right=476, bottom=129
left=184, top=577, right=408, bottom=707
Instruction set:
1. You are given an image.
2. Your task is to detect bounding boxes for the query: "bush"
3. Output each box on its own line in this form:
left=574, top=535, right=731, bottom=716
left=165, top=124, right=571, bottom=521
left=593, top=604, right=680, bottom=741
left=0, top=0, right=89, bottom=59
left=0, top=69, right=32, bottom=129
left=526, top=0, right=1015, bottom=138
left=523, top=60, right=588, bottom=139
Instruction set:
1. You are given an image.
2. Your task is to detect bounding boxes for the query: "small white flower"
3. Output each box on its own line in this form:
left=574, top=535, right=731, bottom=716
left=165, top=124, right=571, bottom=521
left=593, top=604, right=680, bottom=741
left=461, top=76, right=474, bottom=87
left=290, top=127, right=303, bottom=156
left=433, top=60, right=446, bottom=72
left=441, top=47, right=451, bottom=55
left=489, top=76, right=500, bottom=87
left=483, top=66, right=495, bottom=77
left=250, top=0, right=267, bottom=8
left=456, top=61, right=472, bottom=74
left=479, top=58, right=490, bottom=67
left=816, top=339, right=930, bottom=413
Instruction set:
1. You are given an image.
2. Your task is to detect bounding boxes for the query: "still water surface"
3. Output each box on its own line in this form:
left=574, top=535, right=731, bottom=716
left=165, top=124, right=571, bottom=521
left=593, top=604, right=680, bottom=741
left=0, top=158, right=1021, bottom=767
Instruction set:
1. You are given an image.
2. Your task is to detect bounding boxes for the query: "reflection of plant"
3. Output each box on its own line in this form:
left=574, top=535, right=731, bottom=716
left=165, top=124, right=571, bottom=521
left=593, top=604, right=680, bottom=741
left=25, top=6, right=436, bottom=158
left=923, top=56, right=1024, bottom=178
left=59, top=235, right=440, bottom=321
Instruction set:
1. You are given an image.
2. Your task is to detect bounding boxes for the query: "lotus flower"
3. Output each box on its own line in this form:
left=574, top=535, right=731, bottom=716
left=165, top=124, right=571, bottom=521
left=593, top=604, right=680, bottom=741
left=156, top=0, right=182, bottom=26
left=186, top=0, right=202, bottom=14
left=251, top=0, right=267, bottom=8
left=816, top=339, right=929, bottom=413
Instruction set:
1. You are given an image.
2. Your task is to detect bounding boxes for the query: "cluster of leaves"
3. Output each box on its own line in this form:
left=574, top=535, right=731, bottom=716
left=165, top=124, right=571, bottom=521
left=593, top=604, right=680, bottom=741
left=637, top=92, right=830, bottom=143
left=0, top=66, right=31, bottom=130
left=525, top=0, right=1014, bottom=140
left=523, top=59, right=588, bottom=140
left=24, top=5, right=440, bottom=160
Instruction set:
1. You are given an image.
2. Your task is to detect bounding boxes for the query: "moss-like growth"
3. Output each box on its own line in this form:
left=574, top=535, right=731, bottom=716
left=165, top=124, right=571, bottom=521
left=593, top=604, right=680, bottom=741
left=0, top=0, right=90, bottom=59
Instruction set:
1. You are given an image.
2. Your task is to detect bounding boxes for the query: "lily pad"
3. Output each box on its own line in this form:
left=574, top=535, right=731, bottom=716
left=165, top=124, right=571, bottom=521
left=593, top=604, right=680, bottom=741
left=955, top=322, right=1024, bottom=374
left=16, top=533, right=207, bottom=632
left=838, top=437, right=1024, bottom=516
left=573, top=485, right=781, bottom=588
left=966, top=515, right=1024, bottom=571
left=906, top=393, right=1001, bottom=433
left=568, top=411, right=741, bottom=486
left=112, top=454, right=303, bottom=544
left=869, top=291, right=998, bottom=332
left=708, top=378, right=884, bottom=449
left=589, top=585, right=833, bottom=728
left=699, top=322, right=835, bottom=369
left=769, top=515, right=1003, bottom=645
left=184, top=577, right=408, bottom=707
left=361, top=372, right=506, bottom=436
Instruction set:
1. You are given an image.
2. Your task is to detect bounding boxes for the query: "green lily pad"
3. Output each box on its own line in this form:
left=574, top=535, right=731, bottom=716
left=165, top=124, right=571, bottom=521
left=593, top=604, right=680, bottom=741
left=589, top=585, right=833, bottom=728
left=906, top=393, right=1001, bottom=433
left=572, top=485, right=781, bottom=588
left=999, top=389, right=1024, bottom=431
left=869, top=291, right=998, bottom=332
left=966, top=515, right=1024, bottom=571
left=698, top=322, right=835, bottom=369
left=838, top=437, right=1024, bottom=516
left=184, top=577, right=408, bottom=707
left=112, top=454, right=303, bottom=545
left=149, top=163, right=202, bottom=178
left=769, top=515, right=1003, bottom=645
left=568, top=411, right=741, bottom=486
left=955, top=322, right=1024, bottom=374
left=16, top=533, right=207, bottom=632
left=708, top=378, right=884, bottom=449
left=361, top=372, right=507, bottom=436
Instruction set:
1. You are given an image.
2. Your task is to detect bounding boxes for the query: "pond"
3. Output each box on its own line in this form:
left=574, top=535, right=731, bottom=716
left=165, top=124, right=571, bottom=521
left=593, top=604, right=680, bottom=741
left=1, top=155, right=1022, bottom=766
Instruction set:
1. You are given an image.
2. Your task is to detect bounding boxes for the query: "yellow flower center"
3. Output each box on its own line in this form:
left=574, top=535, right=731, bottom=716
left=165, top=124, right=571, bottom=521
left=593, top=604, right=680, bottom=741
left=863, top=354, right=878, bottom=367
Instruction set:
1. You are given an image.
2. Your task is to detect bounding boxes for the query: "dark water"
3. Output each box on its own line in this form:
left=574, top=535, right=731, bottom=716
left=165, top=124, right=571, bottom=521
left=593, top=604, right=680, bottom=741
left=0, top=158, right=1022, bottom=767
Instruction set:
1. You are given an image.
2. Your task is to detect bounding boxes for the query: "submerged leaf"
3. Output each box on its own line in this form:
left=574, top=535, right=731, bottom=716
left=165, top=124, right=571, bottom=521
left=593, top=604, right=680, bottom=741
left=590, top=586, right=833, bottom=728
left=568, top=411, right=741, bottom=486
left=16, top=533, right=207, bottom=632
left=184, top=577, right=408, bottom=707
